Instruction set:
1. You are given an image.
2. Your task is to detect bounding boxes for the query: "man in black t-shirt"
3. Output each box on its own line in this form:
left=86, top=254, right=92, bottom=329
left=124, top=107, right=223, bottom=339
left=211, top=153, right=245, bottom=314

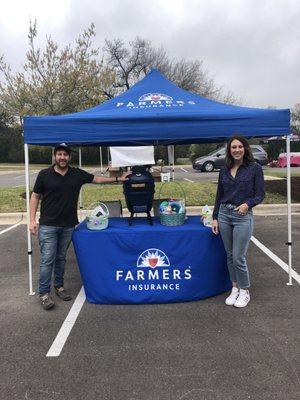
left=30, top=143, right=129, bottom=310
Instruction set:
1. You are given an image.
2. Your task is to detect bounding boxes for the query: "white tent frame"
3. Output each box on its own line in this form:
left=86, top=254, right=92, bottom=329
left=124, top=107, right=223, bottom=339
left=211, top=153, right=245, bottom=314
left=286, top=135, right=292, bottom=285
left=24, top=144, right=34, bottom=295
left=24, top=135, right=294, bottom=295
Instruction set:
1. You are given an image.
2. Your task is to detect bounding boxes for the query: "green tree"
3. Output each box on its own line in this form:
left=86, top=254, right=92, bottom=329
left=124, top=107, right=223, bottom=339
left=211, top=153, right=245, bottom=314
left=0, top=21, right=117, bottom=163
left=0, top=127, right=24, bottom=163
left=0, top=21, right=115, bottom=120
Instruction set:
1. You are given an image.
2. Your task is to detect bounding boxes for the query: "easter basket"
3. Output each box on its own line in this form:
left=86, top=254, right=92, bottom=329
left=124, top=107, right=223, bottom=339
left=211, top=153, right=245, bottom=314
left=86, top=202, right=109, bottom=230
left=158, top=182, right=186, bottom=226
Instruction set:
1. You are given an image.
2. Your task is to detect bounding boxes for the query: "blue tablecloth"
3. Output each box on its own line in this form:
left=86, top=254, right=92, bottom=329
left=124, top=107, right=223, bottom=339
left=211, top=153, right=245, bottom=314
left=72, top=216, right=231, bottom=304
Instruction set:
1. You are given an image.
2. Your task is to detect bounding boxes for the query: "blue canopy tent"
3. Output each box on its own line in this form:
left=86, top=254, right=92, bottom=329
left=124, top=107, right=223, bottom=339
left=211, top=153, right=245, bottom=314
left=24, top=69, right=290, bottom=146
left=23, top=69, right=293, bottom=293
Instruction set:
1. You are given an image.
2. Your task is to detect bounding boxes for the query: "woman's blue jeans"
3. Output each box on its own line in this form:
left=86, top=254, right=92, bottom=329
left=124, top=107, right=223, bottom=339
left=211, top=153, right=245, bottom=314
left=218, top=204, right=253, bottom=289
left=38, top=225, right=74, bottom=295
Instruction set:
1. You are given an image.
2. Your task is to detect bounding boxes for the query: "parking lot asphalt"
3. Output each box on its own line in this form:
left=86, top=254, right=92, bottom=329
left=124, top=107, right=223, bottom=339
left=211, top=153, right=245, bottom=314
left=1, top=166, right=300, bottom=187
left=0, top=169, right=39, bottom=188
left=0, top=216, right=299, bottom=400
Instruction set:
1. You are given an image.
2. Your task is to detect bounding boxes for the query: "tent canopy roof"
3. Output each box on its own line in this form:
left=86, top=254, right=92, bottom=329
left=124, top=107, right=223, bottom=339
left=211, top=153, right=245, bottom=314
left=23, top=69, right=290, bottom=146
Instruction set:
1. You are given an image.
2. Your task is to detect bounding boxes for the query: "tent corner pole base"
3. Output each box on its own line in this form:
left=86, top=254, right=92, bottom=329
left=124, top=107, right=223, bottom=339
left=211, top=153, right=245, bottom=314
left=28, top=253, right=35, bottom=295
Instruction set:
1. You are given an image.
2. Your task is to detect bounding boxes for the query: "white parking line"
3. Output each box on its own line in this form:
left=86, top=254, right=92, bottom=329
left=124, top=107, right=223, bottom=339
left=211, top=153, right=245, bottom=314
left=46, top=286, right=86, bottom=357
left=251, top=236, right=300, bottom=284
left=0, top=222, right=22, bottom=235
left=180, top=167, right=188, bottom=172
left=184, top=178, right=194, bottom=183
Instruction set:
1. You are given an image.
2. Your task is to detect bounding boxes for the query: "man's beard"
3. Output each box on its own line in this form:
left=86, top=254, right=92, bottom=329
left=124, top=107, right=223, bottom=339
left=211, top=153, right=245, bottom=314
left=55, top=160, right=69, bottom=169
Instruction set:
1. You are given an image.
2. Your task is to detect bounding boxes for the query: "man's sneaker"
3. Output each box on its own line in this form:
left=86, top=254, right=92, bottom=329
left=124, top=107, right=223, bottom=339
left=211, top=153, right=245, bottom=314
left=55, top=286, right=72, bottom=301
left=234, top=289, right=250, bottom=308
left=39, top=293, right=55, bottom=310
left=225, top=287, right=239, bottom=306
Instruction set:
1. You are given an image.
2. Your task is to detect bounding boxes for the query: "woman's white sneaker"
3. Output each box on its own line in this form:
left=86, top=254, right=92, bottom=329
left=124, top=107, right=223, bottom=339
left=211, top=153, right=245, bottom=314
left=225, top=287, right=239, bottom=306
left=234, top=289, right=250, bottom=308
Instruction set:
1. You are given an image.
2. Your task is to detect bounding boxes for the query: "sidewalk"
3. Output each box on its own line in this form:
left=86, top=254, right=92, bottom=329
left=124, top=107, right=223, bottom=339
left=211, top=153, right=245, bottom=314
left=1, top=203, right=299, bottom=225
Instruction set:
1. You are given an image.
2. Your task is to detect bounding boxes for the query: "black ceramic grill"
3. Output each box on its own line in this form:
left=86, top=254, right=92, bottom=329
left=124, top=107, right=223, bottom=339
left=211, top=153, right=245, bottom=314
left=123, top=166, right=155, bottom=225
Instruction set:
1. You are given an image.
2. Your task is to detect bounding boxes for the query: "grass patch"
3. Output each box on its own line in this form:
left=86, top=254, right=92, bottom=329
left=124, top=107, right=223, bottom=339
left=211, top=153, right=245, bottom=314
left=263, top=169, right=300, bottom=178
left=0, top=164, right=49, bottom=172
left=0, top=187, right=30, bottom=212
left=263, top=192, right=287, bottom=204
left=0, top=181, right=290, bottom=213
left=81, top=181, right=218, bottom=208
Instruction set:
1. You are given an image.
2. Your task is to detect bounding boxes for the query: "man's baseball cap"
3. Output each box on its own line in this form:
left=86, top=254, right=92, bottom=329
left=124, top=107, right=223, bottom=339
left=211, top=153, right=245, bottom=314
left=54, top=143, right=71, bottom=155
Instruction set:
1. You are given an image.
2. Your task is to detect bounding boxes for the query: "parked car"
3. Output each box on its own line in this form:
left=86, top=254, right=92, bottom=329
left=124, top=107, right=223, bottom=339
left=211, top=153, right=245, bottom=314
left=192, top=145, right=268, bottom=172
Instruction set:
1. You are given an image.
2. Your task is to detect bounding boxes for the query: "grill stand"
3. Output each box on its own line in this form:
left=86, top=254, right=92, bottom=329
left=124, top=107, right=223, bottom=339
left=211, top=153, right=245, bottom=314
left=128, top=211, right=153, bottom=226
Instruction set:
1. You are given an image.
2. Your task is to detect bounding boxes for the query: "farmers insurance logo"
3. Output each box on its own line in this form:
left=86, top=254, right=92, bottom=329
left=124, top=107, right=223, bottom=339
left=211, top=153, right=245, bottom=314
left=139, top=93, right=172, bottom=102
left=115, top=248, right=192, bottom=292
left=116, top=92, right=196, bottom=109
left=137, top=248, right=170, bottom=268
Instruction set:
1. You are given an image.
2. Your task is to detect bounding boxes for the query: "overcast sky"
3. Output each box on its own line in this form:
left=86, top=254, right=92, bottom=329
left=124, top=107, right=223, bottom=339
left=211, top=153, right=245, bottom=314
left=0, top=0, right=299, bottom=109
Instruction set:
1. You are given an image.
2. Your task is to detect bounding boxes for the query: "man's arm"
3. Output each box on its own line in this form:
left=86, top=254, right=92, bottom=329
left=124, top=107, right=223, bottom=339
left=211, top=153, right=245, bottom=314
left=92, top=171, right=130, bottom=184
left=29, top=192, right=41, bottom=235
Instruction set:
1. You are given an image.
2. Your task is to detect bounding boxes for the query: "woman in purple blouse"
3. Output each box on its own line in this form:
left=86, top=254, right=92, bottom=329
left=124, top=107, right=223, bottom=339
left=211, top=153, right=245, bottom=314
left=212, top=135, right=265, bottom=308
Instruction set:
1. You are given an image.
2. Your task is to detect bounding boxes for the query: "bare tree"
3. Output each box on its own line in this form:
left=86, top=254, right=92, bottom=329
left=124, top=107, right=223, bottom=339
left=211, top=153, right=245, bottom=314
left=103, top=37, right=150, bottom=96
left=291, top=103, right=300, bottom=134
left=103, top=37, right=238, bottom=103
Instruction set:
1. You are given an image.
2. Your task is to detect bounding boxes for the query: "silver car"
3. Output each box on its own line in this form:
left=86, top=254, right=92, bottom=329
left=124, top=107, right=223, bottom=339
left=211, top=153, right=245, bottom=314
left=192, top=145, right=268, bottom=172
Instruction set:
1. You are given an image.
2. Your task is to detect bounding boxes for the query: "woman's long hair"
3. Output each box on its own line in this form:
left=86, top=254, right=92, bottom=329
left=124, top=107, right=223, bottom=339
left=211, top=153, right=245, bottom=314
left=225, top=135, right=254, bottom=168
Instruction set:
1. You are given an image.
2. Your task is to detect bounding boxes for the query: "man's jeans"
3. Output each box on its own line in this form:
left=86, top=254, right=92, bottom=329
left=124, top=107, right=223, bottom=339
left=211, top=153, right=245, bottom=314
left=38, top=225, right=74, bottom=295
left=218, top=204, right=253, bottom=289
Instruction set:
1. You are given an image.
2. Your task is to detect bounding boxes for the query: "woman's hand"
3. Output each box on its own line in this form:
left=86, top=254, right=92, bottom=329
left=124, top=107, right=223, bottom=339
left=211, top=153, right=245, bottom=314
left=211, top=219, right=219, bottom=235
left=234, top=203, right=249, bottom=215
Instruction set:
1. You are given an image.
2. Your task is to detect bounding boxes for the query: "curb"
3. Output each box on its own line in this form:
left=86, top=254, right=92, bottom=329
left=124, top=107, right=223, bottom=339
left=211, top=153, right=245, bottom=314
left=1, top=204, right=300, bottom=225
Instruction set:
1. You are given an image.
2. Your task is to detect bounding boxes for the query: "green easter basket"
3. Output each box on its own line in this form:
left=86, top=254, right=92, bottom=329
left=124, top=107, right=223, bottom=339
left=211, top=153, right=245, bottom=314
left=159, top=212, right=186, bottom=226
left=86, top=202, right=109, bottom=230
left=158, top=182, right=186, bottom=226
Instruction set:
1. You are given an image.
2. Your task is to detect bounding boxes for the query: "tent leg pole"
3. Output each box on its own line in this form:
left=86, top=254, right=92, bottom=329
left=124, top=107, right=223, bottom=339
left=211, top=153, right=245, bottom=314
left=167, top=145, right=175, bottom=181
left=24, top=144, right=35, bottom=295
left=99, top=147, right=103, bottom=175
left=168, top=148, right=171, bottom=178
left=79, top=147, right=83, bottom=209
left=286, top=134, right=293, bottom=286
left=172, top=145, right=175, bottom=181
left=107, top=147, right=110, bottom=168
